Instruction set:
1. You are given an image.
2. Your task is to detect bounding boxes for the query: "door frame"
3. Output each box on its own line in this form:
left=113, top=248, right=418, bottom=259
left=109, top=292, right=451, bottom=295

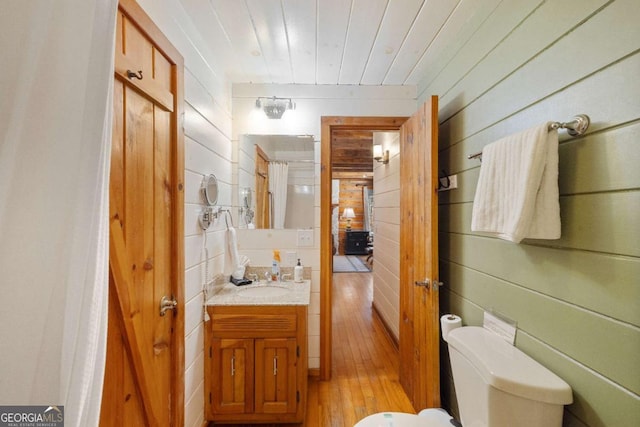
left=319, top=116, right=408, bottom=379
left=107, top=0, right=185, bottom=424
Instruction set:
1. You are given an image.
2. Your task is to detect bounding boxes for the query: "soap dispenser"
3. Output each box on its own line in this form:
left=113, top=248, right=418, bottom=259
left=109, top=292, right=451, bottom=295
left=294, top=258, right=303, bottom=283
left=271, top=250, right=281, bottom=282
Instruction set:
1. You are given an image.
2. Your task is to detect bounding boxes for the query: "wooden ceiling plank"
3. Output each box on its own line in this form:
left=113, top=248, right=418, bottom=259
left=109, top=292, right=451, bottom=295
left=282, top=0, right=317, bottom=83
left=383, top=0, right=458, bottom=84
left=210, top=0, right=269, bottom=80
left=339, top=0, right=387, bottom=84
left=317, top=0, right=352, bottom=84
left=361, top=0, right=424, bottom=85
left=246, top=0, right=293, bottom=83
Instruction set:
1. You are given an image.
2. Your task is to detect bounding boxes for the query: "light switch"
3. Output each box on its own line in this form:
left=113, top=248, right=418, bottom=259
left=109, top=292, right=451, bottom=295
left=297, top=229, right=313, bottom=247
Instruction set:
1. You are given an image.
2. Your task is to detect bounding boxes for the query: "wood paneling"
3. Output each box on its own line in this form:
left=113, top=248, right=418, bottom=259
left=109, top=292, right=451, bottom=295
left=336, top=178, right=371, bottom=254
left=424, top=1, right=640, bottom=426
left=338, top=0, right=387, bottom=84
left=316, top=0, right=351, bottom=84
left=372, top=132, right=401, bottom=340
left=331, top=129, right=374, bottom=173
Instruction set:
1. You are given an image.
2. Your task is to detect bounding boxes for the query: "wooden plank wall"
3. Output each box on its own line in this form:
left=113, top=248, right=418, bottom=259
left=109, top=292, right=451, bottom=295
left=418, top=1, right=640, bottom=426
left=371, top=132, right=401, bottom=339
left=337, top=177, right=372, bottom=254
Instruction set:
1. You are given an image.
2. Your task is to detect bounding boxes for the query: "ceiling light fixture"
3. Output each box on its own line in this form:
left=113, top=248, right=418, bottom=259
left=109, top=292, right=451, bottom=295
left=255, top=96, right=296, bottom=119
left=373, top=144, right=389, bottom=164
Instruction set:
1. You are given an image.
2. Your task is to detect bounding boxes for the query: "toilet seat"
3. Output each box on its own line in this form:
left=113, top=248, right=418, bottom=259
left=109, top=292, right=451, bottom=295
left=354, top=408, right=453, bottom=427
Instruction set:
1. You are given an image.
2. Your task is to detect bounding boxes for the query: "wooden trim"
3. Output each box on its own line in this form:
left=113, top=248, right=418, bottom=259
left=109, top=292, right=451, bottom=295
left=118, top=0, right=182, bottom=62
left=372, top=302, right=399, bottom=351
left=171, top=49, right=186, bottom=427
left=320, top=116, right=407, bottom=380
left=308, top=368, right=321, bottom=377
left=320, top=119, right=332, bottom=380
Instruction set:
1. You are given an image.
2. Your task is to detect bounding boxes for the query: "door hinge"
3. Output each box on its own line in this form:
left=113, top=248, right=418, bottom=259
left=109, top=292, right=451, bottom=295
left=296, top=390, right=300, bottom=403
left=296, top=345, right=300, bottom=357
left=209, top=392, right=211, bottom=404
left=209, top=346, right=212, bottom=358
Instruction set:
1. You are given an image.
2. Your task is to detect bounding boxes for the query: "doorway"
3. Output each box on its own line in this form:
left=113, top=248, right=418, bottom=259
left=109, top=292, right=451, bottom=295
left=320, top=117, right=408, bottom=380
left=320, top=98, right=440, bottom=411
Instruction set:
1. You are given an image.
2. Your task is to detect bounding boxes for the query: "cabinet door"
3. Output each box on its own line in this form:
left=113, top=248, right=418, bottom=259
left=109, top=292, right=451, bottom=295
left=211, top=338, right=254, bottom=414
left=254, top=338, right=298, bottom=414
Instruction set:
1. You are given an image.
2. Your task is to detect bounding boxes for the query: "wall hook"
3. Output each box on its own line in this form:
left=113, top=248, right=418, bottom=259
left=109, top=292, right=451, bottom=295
left=438, top=169, right=450, bottom=191
left=127, top=69, right=143, bottom=80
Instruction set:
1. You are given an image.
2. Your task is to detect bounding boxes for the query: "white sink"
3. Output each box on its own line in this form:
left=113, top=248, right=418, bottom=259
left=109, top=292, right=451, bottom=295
left=237, top=285, right=291, bottom=299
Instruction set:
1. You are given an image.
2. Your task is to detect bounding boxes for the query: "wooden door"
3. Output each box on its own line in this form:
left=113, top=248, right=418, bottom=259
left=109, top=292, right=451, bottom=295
left=255, top=145, right=270, bottom=228
left=101, top=0, right=184, bottom=426
left=211, top=338, right=254, bottom=415
left=255, top=338, right=298, bottom=414
left=399, top=96, right=440, bottom=410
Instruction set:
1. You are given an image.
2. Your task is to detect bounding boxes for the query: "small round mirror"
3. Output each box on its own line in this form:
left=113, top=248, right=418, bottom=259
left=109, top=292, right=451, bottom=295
left=202, top=174, right=218, bottom=206
left=241, top=187, right=252, bottom=208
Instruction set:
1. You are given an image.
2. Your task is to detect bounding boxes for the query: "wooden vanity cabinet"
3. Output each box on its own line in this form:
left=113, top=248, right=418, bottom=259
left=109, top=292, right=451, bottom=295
left=205, top=305, right=308, bottom=423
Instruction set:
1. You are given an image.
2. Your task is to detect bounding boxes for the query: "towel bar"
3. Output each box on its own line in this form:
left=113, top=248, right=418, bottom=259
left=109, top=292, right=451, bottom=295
left=468, top=114, right=590, bottom=160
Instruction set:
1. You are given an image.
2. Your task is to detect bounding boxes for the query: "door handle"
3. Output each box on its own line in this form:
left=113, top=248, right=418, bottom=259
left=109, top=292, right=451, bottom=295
left=414, top=279, right=444, bottom=290
left=414, top=278, right=430, bottom=288
left=159, top=295, right=177, bottom=316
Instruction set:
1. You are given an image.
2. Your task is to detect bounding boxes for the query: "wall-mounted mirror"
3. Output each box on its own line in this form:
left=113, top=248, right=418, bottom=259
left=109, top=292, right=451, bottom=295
left=238, top=135, right=315, bottom=229
left=199, top=174, right=219, bottom=230
left=202, top=174, right=219, bottom=206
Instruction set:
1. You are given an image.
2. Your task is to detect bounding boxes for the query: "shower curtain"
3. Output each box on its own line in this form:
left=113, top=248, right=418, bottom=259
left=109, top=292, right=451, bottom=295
left=268, top=161, right=289, bottom=229
left=0, top=1, right=117, bottom=425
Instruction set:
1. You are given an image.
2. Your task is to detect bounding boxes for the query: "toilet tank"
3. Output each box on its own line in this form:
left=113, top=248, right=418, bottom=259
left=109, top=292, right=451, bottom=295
left=447, top=327, right=572, bottom=427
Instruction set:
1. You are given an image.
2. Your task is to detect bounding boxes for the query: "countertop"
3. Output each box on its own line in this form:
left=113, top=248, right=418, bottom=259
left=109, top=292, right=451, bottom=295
left=206, top=280, right=311, bottom=306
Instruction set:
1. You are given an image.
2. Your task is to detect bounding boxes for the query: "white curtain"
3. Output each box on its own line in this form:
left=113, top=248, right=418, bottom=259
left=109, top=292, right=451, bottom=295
left=332, top=206, right=340, bottom=253
left=268, top=162, right=289, bottom=229
left=363, top=186, right=373, bottom=232
left=0, top=1, right=117, bottom=426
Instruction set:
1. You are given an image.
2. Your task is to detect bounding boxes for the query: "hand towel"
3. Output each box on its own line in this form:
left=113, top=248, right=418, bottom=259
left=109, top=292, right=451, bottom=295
left=224, top=226, right=241, bottom=275
left=471, top=122, right=561, bottom=243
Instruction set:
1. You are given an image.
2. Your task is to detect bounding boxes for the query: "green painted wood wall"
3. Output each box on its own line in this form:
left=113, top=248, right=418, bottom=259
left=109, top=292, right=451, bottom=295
left=418, top=0, right=640, bottom=426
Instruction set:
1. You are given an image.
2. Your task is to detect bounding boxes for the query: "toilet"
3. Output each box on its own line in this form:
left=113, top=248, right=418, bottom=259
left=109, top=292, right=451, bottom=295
left=355, top=326, right=572, bottom=427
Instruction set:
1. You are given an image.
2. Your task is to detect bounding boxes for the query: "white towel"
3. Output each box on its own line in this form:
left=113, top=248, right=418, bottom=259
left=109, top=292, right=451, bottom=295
left=471, top=122, right=561, bottom=243
left=224, top=226, right=241, bottom=275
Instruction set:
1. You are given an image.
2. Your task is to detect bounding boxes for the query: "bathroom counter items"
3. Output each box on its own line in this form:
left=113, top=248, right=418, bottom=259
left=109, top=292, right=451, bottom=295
left=206, top=280, right=311, bottom=306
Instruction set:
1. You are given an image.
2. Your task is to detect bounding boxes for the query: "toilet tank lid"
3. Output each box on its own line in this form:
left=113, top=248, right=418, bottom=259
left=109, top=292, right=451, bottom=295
left=447, top=327, right=572, bottom=405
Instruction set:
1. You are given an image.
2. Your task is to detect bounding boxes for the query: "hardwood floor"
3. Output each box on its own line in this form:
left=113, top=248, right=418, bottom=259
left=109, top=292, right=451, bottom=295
left=304, top=272, right=415, bottom=426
